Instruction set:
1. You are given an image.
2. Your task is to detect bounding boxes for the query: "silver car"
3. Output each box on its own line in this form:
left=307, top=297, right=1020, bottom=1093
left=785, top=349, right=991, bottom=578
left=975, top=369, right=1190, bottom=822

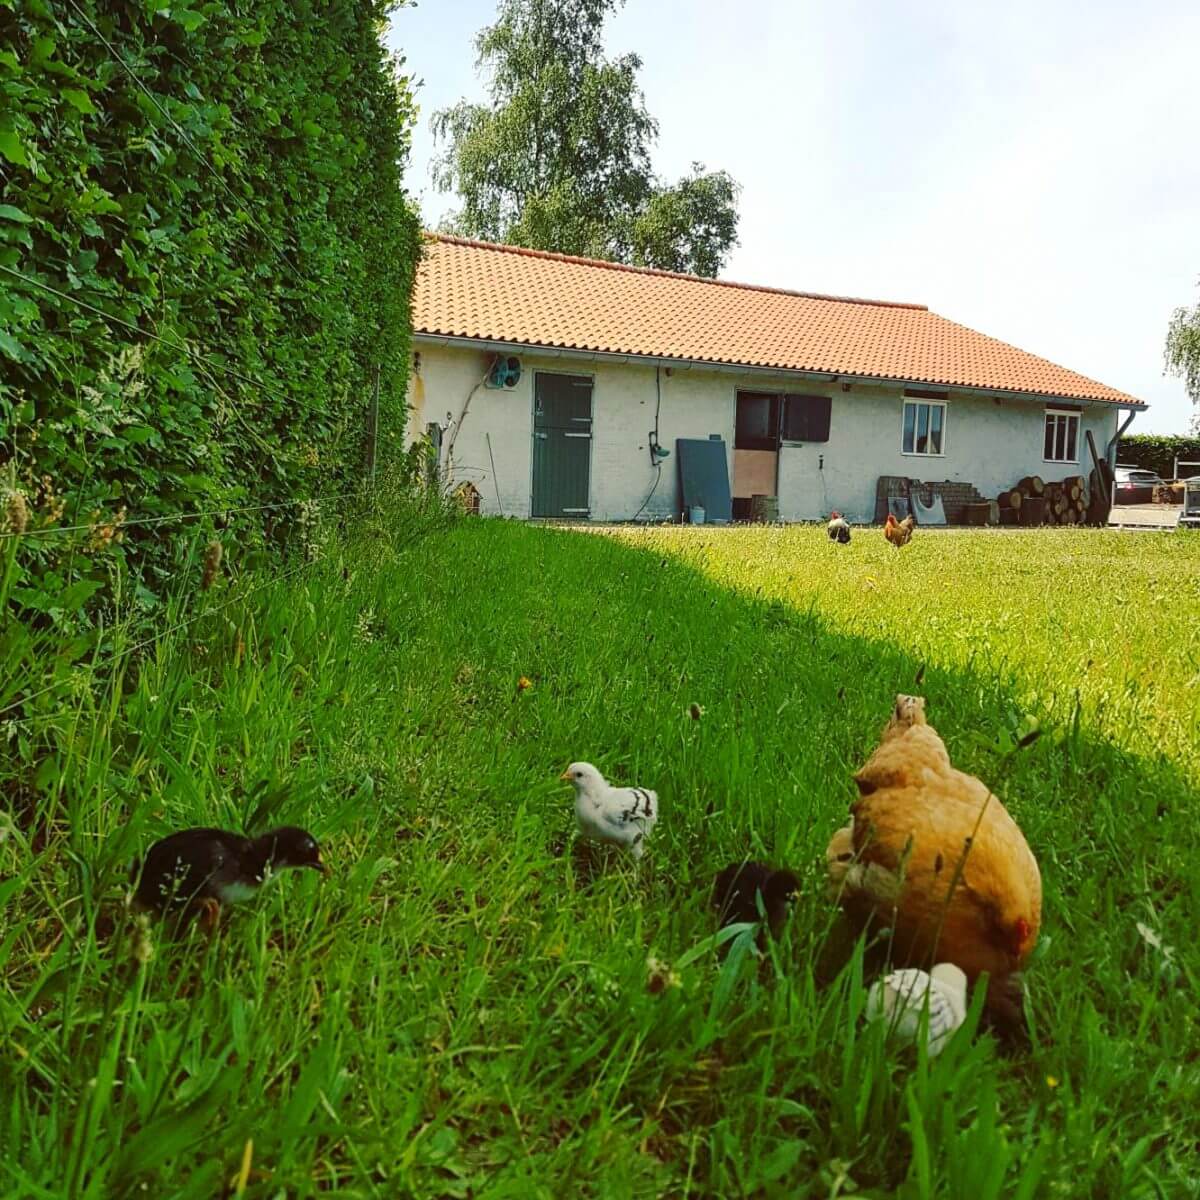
left=1113, top=465, right=1165, bottom=504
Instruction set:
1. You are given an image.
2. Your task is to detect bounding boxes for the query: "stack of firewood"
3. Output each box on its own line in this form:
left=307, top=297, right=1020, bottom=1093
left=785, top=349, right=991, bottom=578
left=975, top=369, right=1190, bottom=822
left=1042, top=475, right=1088, bottom=525
left=996, top=475, right=1089, bottom=525
left=997, top=483, right=1027, bottom=516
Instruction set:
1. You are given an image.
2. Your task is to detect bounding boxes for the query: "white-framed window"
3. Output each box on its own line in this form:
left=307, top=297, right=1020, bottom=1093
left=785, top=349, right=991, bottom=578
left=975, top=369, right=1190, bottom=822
left=1044, top=409, right=1080, bottom=463
left=901, top=399, right=946, bottom=456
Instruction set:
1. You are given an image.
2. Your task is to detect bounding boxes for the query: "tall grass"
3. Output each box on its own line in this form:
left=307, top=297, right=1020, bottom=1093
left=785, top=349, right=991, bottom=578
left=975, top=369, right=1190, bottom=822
left=2, top=515, right=1197, bottom=1197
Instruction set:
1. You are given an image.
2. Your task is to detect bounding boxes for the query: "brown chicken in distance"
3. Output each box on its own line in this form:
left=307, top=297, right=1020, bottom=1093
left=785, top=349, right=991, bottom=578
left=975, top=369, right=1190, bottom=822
left=884, top=514, right=915, bottom=547
left=827, top=695, right=1041, bottom=1036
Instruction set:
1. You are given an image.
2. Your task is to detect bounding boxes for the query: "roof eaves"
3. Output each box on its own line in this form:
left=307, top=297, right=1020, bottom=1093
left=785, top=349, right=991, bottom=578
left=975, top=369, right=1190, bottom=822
left=412, top=331, right=1145, bottom=406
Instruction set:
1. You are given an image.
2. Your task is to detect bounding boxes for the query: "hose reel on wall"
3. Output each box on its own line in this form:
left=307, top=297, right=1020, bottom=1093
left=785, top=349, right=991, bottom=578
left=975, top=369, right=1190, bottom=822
left=485, top=354, right=523, bottom=390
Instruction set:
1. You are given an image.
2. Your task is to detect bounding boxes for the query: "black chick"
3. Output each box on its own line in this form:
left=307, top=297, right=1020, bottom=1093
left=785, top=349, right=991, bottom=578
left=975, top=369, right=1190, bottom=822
left=132, top=826, right=326, bottom=929
left=711, top=861, right=800, bottom=941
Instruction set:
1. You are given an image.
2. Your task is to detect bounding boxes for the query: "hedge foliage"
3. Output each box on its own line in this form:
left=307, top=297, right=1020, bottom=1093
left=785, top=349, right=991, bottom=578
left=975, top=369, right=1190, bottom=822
left=1116, top=434, right=1200, bottom=479
left=0, top=0, right=421, bottom=617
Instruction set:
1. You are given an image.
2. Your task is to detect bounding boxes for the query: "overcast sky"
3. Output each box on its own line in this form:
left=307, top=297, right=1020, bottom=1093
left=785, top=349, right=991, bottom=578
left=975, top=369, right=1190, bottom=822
left=386, top=0, right=1200, bottom=433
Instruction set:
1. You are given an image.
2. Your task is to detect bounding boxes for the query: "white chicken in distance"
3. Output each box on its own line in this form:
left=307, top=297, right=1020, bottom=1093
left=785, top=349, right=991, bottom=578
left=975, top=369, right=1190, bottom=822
left=561, top=762, right=658, bottom=860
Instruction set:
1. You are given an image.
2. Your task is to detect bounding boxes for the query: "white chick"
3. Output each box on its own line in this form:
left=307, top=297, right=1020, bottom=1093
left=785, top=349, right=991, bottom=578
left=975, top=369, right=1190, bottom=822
left=561, top=761, right=658, bottom=860
left=865, top=963, right=968, bottom=1057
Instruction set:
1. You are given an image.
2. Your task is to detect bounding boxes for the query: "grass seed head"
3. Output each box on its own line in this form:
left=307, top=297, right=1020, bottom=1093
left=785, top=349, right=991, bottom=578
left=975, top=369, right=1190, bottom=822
left=132, top=912, right=155, bottom=965
left=645, top=954, right=681, bottom=994
left=201, top=539, right=223, bottom=590
left=88, top=505, right=127, bottom=551
left=2, top=488, right=29, bottom=535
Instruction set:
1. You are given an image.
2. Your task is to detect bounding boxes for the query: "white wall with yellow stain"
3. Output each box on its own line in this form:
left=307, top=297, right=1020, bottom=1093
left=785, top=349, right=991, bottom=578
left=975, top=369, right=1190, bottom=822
left=409, top=339, right=1123, bottom=523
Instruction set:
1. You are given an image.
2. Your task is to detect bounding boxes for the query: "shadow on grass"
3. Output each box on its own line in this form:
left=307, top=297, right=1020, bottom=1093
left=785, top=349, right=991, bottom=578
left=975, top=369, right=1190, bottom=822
left=3, top=515, right=1198, bottom=1197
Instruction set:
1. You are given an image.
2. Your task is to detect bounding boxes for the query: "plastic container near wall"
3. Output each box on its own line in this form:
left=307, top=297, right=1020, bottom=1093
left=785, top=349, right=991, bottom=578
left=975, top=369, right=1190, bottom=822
left=689, top=505, right=706, bottom=525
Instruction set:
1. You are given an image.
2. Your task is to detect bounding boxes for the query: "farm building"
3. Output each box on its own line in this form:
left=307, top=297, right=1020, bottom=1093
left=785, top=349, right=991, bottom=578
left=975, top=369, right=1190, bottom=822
left=408, top=235, right=1145, bottom=523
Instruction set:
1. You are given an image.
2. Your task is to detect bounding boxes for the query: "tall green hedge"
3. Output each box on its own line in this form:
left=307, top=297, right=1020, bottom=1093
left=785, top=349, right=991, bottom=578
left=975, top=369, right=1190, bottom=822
left=0, top=0, right=421, bottom=614
left=1116, top=435, right=1200, bottom=479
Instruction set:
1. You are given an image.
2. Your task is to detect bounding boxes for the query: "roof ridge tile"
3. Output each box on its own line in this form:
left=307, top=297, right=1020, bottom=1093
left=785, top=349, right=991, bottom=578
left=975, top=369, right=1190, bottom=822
left=427, top=233, right=929, bottom=311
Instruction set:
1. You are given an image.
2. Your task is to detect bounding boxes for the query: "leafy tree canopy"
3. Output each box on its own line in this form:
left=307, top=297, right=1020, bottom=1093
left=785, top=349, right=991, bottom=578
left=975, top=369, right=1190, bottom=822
left=432, top=0, right=739, bottom=277
left=1165, top=287, right=1200, bottom=433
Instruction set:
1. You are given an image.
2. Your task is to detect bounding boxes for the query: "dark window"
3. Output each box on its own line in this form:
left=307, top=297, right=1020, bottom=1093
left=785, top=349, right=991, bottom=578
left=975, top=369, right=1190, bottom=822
left=735, top=392, right=780, bottom=450
left=736, top=390, right=831, bottom=448
left=781, top=394, right=832, bottom=442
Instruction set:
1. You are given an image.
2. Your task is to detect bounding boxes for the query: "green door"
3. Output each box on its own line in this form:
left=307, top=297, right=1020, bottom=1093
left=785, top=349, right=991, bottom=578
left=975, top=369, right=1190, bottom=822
left=532, top=373, right=592, bottom=518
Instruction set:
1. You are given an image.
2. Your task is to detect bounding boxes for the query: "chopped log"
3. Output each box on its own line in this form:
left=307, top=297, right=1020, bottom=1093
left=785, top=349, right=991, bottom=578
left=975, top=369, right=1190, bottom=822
left=1028, top=475, right=1045, bottom=495
left=1019, top=496, right=1045, bottom=525
left=1000, top=489, right=1022, bottom=510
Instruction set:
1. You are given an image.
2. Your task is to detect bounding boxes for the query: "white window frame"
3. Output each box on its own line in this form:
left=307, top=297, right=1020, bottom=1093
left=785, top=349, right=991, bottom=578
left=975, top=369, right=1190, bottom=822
left=900, top=399, right=947, bottom=457
left=1043, top=408, right=1081, bottom=464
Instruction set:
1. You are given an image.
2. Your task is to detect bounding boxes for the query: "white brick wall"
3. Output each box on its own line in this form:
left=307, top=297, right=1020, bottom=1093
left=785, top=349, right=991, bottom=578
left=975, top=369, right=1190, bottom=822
left=409, top=340, right=1121, bottom=522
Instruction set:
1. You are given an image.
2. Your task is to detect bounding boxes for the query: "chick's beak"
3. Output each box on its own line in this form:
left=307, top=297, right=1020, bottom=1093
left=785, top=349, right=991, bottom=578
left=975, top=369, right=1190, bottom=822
left=559, top=769, right=571, bottom=782
left=313, top=859, right=329, bottom=877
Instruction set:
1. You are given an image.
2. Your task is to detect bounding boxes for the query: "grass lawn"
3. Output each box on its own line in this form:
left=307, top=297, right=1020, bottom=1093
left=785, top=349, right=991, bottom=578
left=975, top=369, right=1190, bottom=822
left=3, top=514, right=1199, bottom=1197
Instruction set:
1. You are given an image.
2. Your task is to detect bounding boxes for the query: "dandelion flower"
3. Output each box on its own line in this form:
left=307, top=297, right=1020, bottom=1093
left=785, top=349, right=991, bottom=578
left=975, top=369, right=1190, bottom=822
left=517, top=676, right=532, bottom=692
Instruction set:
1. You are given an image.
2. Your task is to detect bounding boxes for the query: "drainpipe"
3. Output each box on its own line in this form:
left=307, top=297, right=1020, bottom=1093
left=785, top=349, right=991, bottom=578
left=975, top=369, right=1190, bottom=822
left=1106, top=407, right=1139, bottom=468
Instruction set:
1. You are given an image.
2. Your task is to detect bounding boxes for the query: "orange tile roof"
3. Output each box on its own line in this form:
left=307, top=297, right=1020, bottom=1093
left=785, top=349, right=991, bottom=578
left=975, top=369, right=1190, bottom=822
left=413, top=235, right=1142, bottom=406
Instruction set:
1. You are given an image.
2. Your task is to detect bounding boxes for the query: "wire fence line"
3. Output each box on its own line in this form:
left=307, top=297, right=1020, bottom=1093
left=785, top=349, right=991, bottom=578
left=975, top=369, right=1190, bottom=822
left=0, top=264, right=350, bottom=425
left=0, top=7, right=409, bottom=731
left=0, top=492, right=360, bottom=543
left=0, top=554, right=323, bottom=721
left=1, top=493, right=455, bottom=729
